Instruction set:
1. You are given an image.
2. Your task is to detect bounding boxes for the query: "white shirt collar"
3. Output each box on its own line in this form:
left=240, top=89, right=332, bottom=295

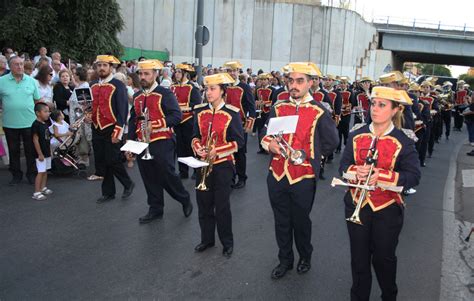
left=290, top=92, right=313, bottom=105
left=369, top=122, right=394, bottom=137
left=144, top=81, right=158, bottom=94
left=208, top=100, right=225, bottom=111
left=99, top=73, right=114, bottom=84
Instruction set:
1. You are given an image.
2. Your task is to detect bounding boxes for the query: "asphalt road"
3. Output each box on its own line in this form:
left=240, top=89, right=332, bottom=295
left=0, top=129, right=469, bottom=300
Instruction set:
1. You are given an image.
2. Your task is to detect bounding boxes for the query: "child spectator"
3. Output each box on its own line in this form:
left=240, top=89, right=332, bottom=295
left=49, top=110, right=72, bottom=150
left=31, top=102, right=53, bottom=200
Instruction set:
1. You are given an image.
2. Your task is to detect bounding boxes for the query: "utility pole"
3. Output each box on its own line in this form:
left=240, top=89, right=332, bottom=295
left=195, top=0, right=204, bottom=84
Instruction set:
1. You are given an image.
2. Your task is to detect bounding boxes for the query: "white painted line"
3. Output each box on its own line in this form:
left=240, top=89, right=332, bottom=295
left=462, top=169, right=474, bottom=188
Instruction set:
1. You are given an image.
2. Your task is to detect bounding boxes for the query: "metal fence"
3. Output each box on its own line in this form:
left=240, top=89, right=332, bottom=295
left=372, top=16, right=474, bottom=35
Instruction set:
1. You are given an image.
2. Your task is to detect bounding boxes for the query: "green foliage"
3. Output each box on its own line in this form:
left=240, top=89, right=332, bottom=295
left=458, top=74, right=474, bottom=87
left=0, top=0, right=124, bottom=63
left=415, top=63, right=452, bottom=77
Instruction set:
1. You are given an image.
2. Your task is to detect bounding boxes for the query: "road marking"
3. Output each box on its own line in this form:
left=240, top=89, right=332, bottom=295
left=462, top=169, right=474, bottom=188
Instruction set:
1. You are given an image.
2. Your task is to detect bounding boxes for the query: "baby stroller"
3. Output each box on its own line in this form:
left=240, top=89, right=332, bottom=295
left=50, top=107, right=89, bottom=178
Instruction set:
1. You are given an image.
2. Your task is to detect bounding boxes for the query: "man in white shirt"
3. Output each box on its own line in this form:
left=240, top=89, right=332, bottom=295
left=33, top=47, right=52, bottom=65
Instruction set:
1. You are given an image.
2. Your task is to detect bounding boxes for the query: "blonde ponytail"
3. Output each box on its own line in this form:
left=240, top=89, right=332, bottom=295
left=392, top=104, right=404, bottom=129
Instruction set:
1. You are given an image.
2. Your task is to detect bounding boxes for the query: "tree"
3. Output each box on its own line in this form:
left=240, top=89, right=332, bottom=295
left=0, top=0, right=124, bottom=63
left=458, top=74, right=474, bottom=87
left=415, top=63, right=452, bottom=77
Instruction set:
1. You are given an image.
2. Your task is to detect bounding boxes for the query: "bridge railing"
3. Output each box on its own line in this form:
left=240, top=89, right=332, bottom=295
left=372, top=16, right=474, bottom=35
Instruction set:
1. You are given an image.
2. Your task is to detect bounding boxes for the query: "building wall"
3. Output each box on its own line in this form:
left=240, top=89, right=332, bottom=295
left=116, top=0, right=380, bottom=79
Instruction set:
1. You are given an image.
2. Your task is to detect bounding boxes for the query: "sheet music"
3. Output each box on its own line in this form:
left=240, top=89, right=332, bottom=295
left=120, top=140, right=149, bottom=154
left=178, top=157, right=209, bottom=168
left=266, top=115, right=299, bottom=136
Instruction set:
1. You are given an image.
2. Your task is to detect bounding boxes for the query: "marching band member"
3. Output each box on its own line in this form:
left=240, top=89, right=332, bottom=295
left=223, top=61, right=256, bottom=189
left=255, top=73, right=274, bottom=154
left=128, top=60, right=193, bottom=224
left=272, top=67, right=290, bottom=104
left=90, top=55, right=134, bottom=203
left=171, top=63, right=202, bottom=179
left=419, top=81, right=439, bottom=161
left=352, top=77, right=372, bottom=125
left=191, top=73, right=244, bottom=258
left=339, top=86, right=421, bottom=301
left=454, top=80, right=470, bottom=131
left=440, top=81, right=454, bottom=140
left=337, top=76, right=353, bottom=153
left=261, top=62, right=339, bottom=279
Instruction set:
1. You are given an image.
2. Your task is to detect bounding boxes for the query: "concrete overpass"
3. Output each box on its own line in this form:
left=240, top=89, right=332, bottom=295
left=373, top=17, right=474, bottom=69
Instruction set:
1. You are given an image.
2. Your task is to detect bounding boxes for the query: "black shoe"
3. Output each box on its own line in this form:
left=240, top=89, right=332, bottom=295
left=421, top=162, right=426, bottom=167
left=9, top=178, right=22, bottom=186
left=183, top=201, right=193, bottom=217
left=180, top=172, right=189, bottom=179
left=257, top=149, right=267, bottom=154
left=271, top=263, right=293, bottom=279
left=96, top=195, right=115, bottom=203
left=467, top=150, right=474, bottom=157
left=194, top=242, right=215, bottom=252
left=296, top=258, right=311, bottom=274
left=223, top=246, right=233, bottom=258
left=26, top=175, right=35, bottom=185
left=122, top=182, right=135, bottom=199
left=139, top=212, right=163, bottom=224
left=232, top=180, right=246, bottom=189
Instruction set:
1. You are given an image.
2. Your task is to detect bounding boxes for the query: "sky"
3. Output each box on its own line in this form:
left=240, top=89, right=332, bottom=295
left=322, top=0, right=474, bottom=76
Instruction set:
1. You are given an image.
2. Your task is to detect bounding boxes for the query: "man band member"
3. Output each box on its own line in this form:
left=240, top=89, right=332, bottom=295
left=171, top=63, right=202, bottom=179
left=323, top=74, right=342, bottom=127
left=337, top=76, right=353, bottom=153
left=128, top=60, right=193, bottom=224
left=339, top=86, right=421, bottom=301
left=191, top=73, right=244, bottom=258
left=90, top=55, right=134, bottom=203
left=223, top=61, right=256, bottom=189
left=255, top=73, right=274, bottom=154
left=261, top=62, right=339, bottom=279
left=440, top=81, right=454, bottom=139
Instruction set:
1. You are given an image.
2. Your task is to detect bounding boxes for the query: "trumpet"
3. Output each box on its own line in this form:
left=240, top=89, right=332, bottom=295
left=274, top=131, right=306, bottom=165
left=139, top=100, right=153, bottom=160
left=196, top=122, right=218, bottom=191
left=256, top=100, right=264, bottom=119
left=333, top=136, right=378, bottom=225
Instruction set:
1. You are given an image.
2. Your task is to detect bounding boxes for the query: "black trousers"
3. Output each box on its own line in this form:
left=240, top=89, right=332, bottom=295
left=415, top=127, right=426, bottom=164
left=454, top=108, right=464, bottom=130
left=433, top=113, right=443, bottom=141
left=196, top=161, right=234, bottom=248
left=3, top=127, right=36, bottom=180
left=428, top=120, right=437, bottom=156
left=92, top=126, right=132, bottom=196
left=175, top=118, right=194, bottom=176
left=137, top=139, right=190, bottom=215
left=234, top=132, right=248, bottom=182
left=255, top=113, right=269, bottom=151
left=344, top=195, right=404, bottom=301
left=441, top=110, right=451, bottom=138
left=268, top=174, right=316, bottom=266
left=337, top=115, right=351, bottom=151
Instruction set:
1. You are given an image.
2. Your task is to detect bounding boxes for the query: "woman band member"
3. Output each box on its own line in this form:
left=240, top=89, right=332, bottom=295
left=339, top=86, right=421, bottom=301
left=191, top=73, right=244, bottom=258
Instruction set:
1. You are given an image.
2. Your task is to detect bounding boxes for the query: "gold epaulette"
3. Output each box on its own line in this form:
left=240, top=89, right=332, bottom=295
left=193, top=103, right=208, bottom=109
left=274, top=99, right=289, bottom=107
left=350, top=123, right=366, bottom=132
left=225, top=104, right=240, bottom=113
left=400, top=128, right=418, bottom=142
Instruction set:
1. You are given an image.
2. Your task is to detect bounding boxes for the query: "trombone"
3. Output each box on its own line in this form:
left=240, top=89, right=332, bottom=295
left=332, top=136, right=378, bottom=225
left=196, top=121, right=218, bottom=191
